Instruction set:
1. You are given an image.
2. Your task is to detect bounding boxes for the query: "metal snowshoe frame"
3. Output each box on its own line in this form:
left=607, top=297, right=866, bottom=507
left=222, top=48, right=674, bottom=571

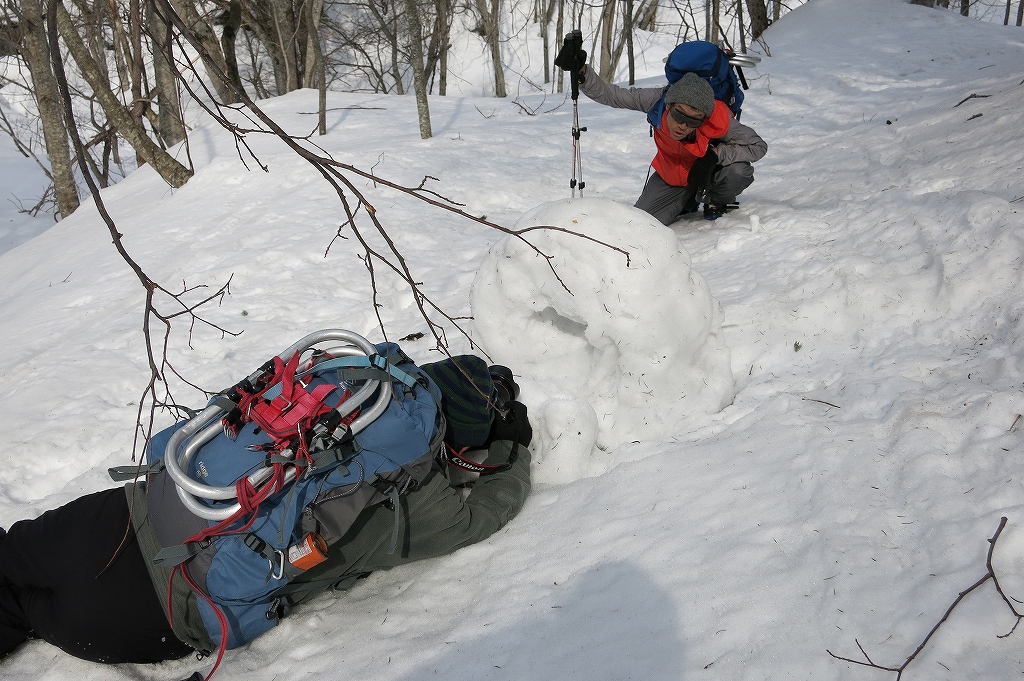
left=163, top=329, right=393, bottom=521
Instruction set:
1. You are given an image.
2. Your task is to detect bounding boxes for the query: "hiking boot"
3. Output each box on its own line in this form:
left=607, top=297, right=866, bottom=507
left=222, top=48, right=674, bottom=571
left=703, top=203, right=725, bottom=220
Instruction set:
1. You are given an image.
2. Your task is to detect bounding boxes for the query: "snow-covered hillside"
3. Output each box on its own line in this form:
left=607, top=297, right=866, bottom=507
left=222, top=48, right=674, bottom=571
left=1, top=0, right=1024, bottom=679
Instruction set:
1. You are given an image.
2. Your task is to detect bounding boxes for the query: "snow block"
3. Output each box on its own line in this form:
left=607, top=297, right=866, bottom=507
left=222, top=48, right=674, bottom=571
left=471, top=197, right=734, bottom=459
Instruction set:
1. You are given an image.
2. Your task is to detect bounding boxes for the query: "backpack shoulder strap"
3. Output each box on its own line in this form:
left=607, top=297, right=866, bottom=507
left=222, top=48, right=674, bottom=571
left=646, top=85, right=670, bottom=129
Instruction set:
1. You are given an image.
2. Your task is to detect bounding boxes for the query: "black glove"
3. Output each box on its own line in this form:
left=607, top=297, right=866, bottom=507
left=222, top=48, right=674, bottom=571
left=491, top=401, right=532, bottom=448
left=687, top=146, right=719, bottom=190
left=554, top=29, right=587, bottom=74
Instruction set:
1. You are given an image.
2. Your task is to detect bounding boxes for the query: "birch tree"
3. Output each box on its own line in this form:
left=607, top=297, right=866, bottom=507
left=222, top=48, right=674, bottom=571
left=10, top=0, right=79, bottom=217
left=404, top=0, right=431, bottom=137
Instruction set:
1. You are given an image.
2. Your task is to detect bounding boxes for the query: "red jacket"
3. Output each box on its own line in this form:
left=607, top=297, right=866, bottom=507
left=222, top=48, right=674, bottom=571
left=651, top=100, right=732, bottom=187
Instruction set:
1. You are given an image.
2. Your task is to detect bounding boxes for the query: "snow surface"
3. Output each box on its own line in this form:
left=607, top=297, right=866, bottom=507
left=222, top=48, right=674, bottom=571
left=2, top=0, right=1024, bottom=679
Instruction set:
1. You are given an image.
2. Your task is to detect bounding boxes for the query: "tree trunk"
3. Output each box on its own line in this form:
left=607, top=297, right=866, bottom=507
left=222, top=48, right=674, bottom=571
left=624, top=0, right=634, bottom=85
left=598, top=0, right=614, bottom=80
left=404, top=0, right=432, bottom=137
left=165, top=0, right=238, bottom=103
left=540, top=0, right=555, bottom=85
left=746, top=0, right=769, bottom=41
left=1017, top=0, right=1023, bottom=26
left=772, top=0, right=780, bottom=21
left=438, top=0, right=450, bottom=94
left=18, top=0, right=79, bottom=217
left=555, top=0, right=563, bottom=93
left=269, top=0, right=300, bottom=93
left=301, top=0, right=326, bottom=134
left=488, top=0, right=506, bottom=97
left=423, top=0, right=450, bottom=94
left=960, top=0, right=969, bottom=16
left=147, top=0, right=183, bottom=147
left=56, top=2, right=192, bottom=187
left=302, top=0, right=322, bottom=88
left=0, top=20, right=19, bottom=57
left=221, top=0, right=243, bottom=92
left=737, top=0, right=746, bottom=52
left=390, top=7, right=404, bottom=95
left=711, top=0, right=720, bottom=44
left=129, top=0, right=145, bottom=166
left=637, top=0, right=656, bottom=32
left=103, top=0, right=133, bottom=95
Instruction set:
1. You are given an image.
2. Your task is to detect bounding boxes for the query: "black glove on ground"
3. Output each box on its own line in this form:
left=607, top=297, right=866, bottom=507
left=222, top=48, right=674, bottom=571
left=687, top=147, right=719, bottom=190
left=554, top=29, right=586, bottom=73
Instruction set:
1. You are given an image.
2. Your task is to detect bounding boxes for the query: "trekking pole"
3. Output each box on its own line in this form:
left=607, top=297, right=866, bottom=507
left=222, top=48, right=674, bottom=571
left=558, top=29, right=586, bottom=197
left=570, top=75, right=586, bottom=198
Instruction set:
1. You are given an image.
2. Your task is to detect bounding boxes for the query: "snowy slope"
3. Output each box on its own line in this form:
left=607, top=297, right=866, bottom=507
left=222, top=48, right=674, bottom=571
left=2, top=0, right=1024, bottom=679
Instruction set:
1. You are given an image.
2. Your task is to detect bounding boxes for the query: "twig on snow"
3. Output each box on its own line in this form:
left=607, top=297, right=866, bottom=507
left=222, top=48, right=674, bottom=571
left=828, top=517, right=1022, bottom=680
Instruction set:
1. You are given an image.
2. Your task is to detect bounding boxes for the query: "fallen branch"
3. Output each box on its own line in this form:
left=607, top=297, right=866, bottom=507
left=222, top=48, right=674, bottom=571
left=828, top=517, right=1022, bottom=680
left=953, top=93, right=990, bottom=107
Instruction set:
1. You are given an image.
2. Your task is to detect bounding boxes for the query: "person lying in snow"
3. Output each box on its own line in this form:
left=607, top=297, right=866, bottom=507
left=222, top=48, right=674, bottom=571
left=0, top=358, right=532, bottom=670
left=555, top=43, right=768, bottom=224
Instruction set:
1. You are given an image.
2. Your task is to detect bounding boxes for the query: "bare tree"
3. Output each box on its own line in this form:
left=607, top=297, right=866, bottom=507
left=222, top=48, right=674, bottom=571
left=324, top=0, right=405, bottom=93
left=745, top=0, right=768, bottom=41
left=148, top=0, right=184, bottom=147
left=404, top=0, right=431, bottom=137
left=218, top=0, right=243, bottom=93
left=488, top=0, right=506, bottom=97
left=55, top=1, right=192, bottom=187
left=597, top=0, right=614, bottom=78
left=166, top=0, right=238, bottom=103
left=9, top=0, right=80, bottom=217
left=0, top=15, right=18, bottom=55
left=596, top=0, right=650, bottom=82
left=623, top=0, right=634, bottom=84
left=302, top=0, right=327, bottom=134
left=538, top=0, right=555, bottom=85
left=554, top=0, right=564, bottom=93
left=472, top=0, right=506, bottom=97
left=637, top=0, right=656, bottom=31
left=711, top=0, right=719, bottom=43
left=267, top=0, right=301, bottom=93
left=420, top=0, right=451, bottom=94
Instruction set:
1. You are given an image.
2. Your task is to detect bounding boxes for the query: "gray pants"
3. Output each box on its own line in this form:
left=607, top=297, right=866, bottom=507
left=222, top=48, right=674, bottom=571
left=635, top=162, right=755, bottom=225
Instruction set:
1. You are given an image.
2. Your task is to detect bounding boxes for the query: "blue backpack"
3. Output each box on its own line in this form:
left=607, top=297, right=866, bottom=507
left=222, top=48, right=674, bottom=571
left=646, top=40, right=745, bottom=129
left=131, top=330, right=446, bottom=659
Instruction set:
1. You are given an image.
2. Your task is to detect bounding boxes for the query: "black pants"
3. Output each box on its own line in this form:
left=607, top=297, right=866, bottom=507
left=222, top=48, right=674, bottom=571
left=0, top=488, right=193, bottom=663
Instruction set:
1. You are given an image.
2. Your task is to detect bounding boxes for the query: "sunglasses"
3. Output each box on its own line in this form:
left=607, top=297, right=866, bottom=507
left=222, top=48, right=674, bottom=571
left=668, top=106, right=706, bottom=128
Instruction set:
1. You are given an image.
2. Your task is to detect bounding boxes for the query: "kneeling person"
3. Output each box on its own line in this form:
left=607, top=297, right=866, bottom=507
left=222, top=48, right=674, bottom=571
left=555, top=34, right=768, bottom=224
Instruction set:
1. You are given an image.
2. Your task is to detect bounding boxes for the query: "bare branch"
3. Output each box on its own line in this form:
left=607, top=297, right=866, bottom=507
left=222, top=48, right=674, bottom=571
left=828, top=517, right=1021, bottom=680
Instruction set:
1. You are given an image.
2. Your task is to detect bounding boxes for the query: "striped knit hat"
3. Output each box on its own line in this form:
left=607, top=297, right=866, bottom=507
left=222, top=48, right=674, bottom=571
left=420, top=355, right=496, bottom=447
